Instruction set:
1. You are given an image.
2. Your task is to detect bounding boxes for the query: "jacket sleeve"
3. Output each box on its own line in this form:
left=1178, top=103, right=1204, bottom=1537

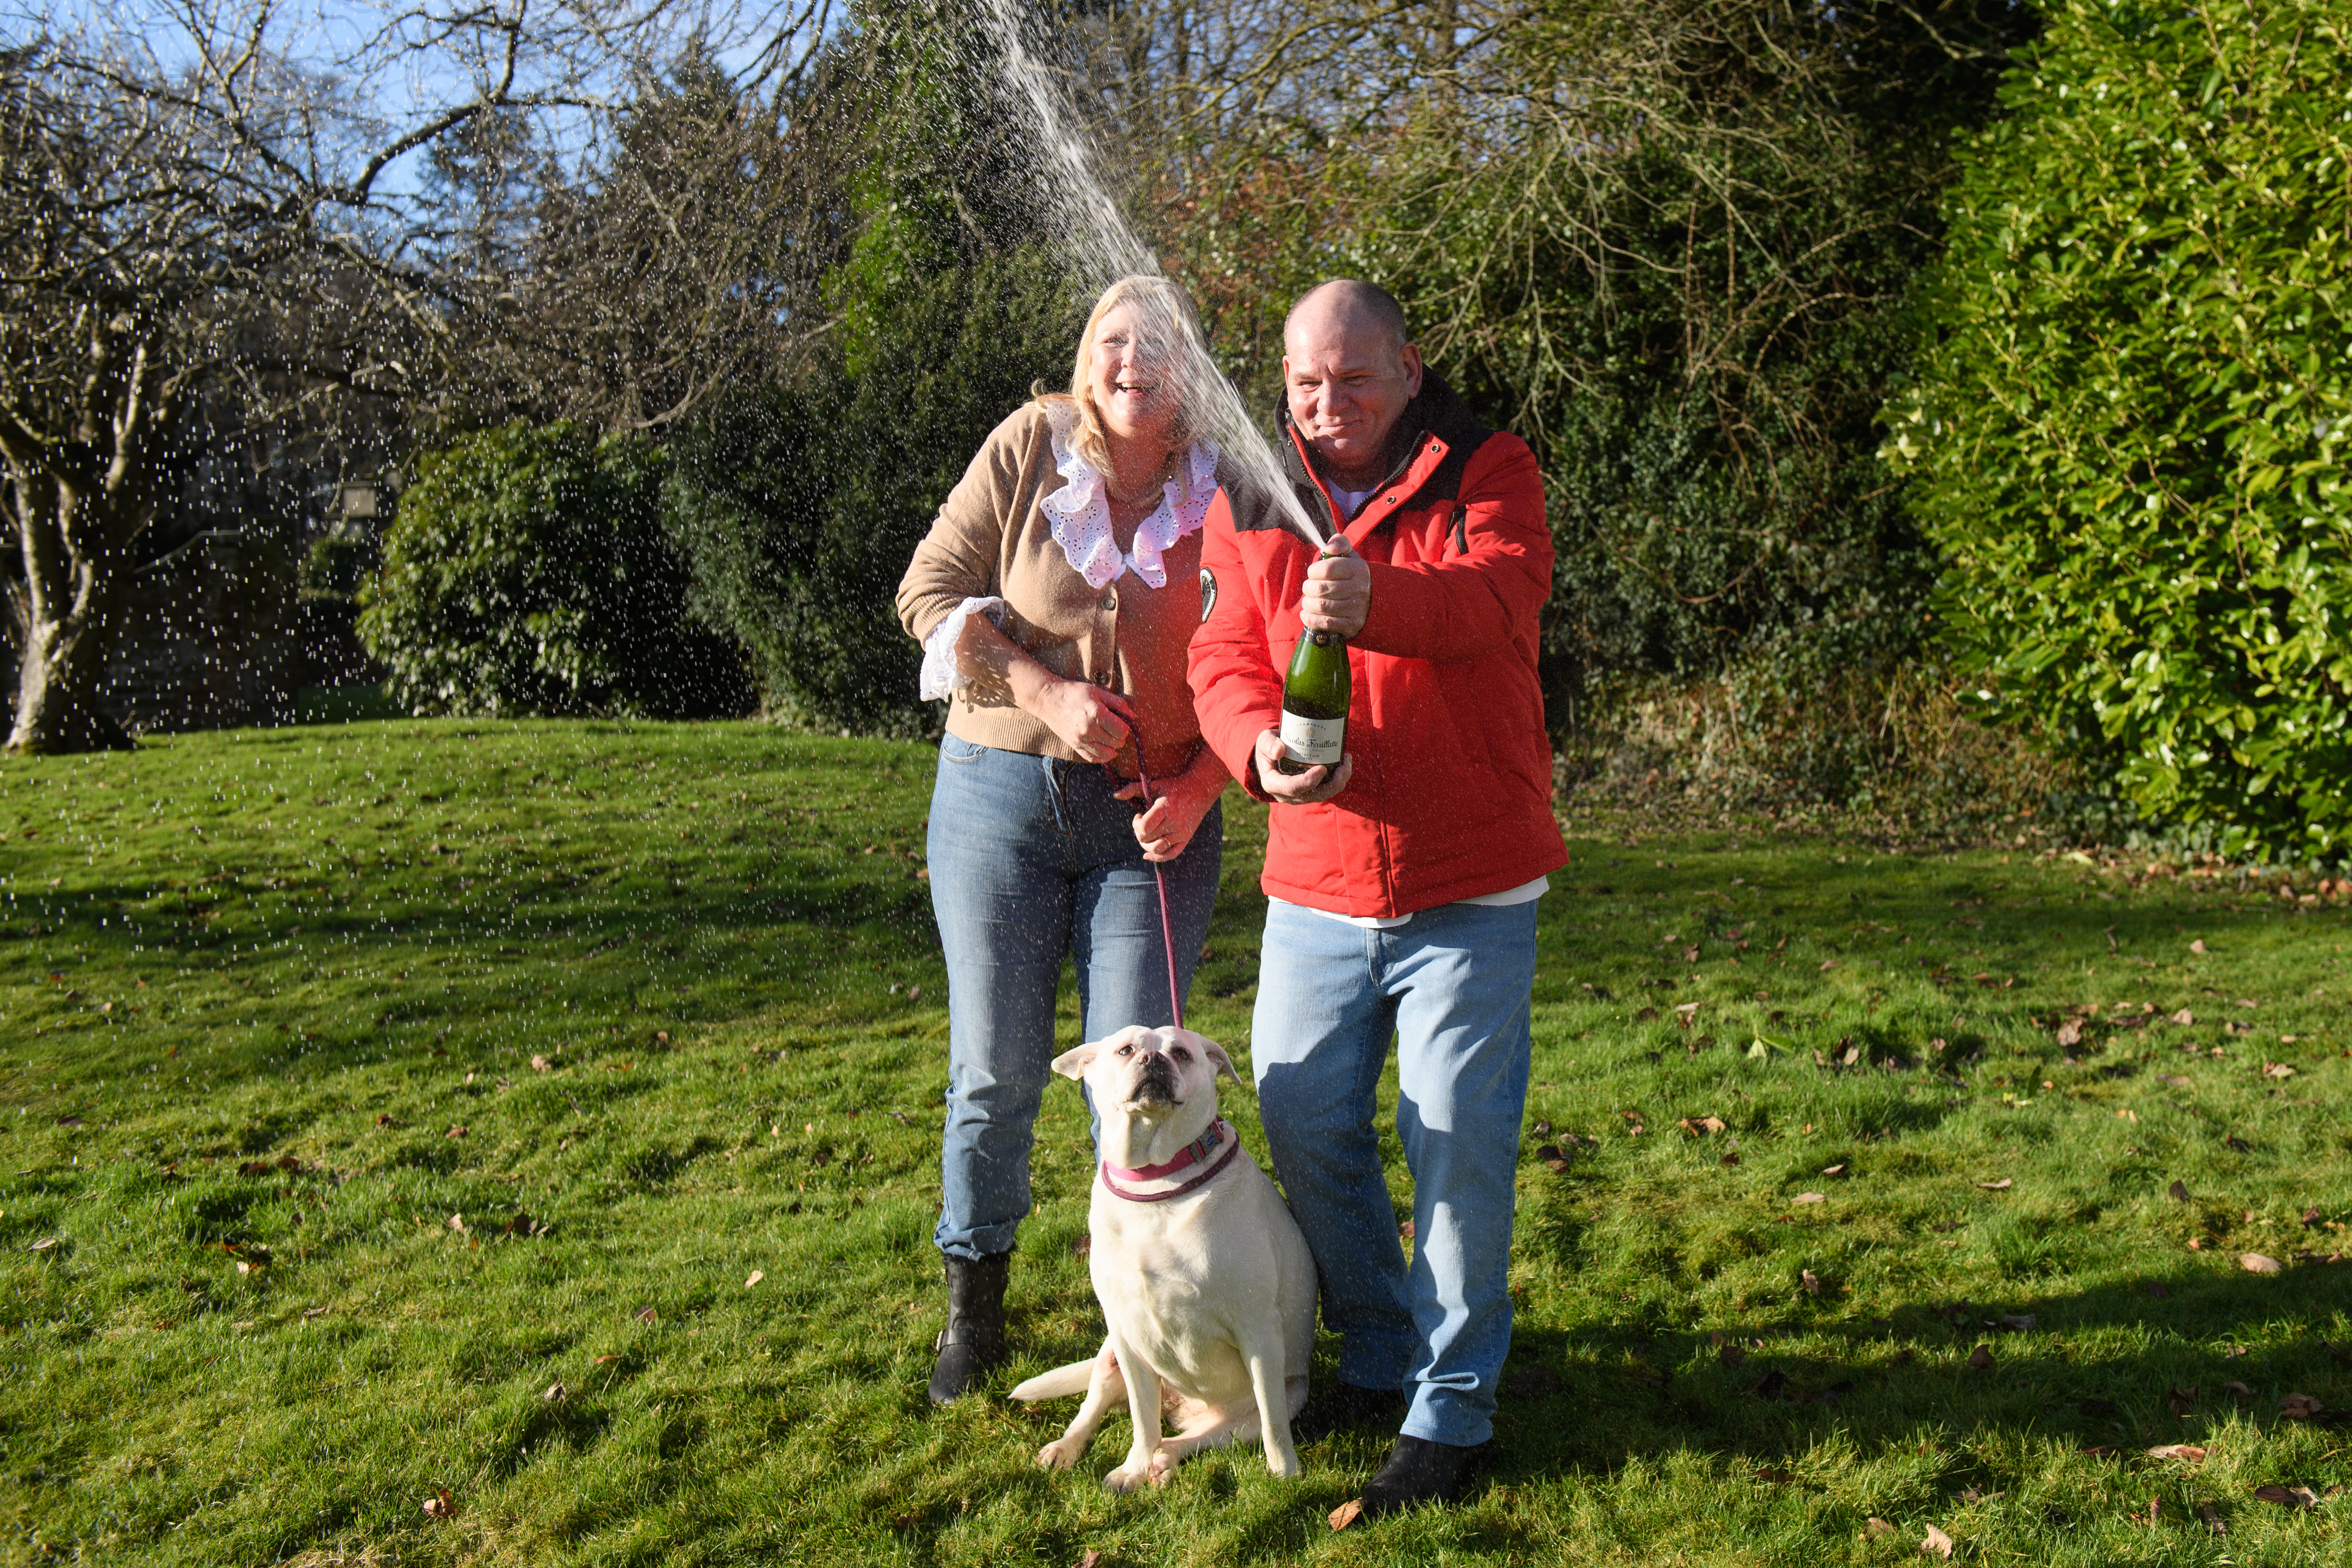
left=896, top=410, right=1029, bottom=645
left=1350, top=433, right=1552, bottom=664
left=1186, top=492, right=1282, bottom=801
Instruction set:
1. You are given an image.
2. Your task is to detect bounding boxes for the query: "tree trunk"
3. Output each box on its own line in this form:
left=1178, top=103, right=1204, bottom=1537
left=5, top=463, right=141, bottom=754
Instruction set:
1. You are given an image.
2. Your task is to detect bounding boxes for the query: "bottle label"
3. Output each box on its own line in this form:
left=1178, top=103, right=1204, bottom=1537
left=1279, top=710, right=1345, bottom=766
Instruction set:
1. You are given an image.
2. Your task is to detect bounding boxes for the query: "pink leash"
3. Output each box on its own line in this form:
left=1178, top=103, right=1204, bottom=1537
left=1115, top=722, right=1184, bottom=1032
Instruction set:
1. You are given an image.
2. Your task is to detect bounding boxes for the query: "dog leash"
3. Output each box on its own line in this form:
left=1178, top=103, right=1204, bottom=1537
left=1114, top=721, right=1185, bottom=1033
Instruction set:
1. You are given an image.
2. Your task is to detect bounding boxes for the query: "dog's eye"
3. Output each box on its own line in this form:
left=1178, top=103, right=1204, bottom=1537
left=1171, top=1049, right=1191, bottom=1064
left=1116, top=1044, right=1133, bottom=1057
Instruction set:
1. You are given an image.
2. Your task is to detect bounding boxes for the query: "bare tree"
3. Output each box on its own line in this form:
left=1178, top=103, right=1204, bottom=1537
left=0, top=0, right=832, bottom=752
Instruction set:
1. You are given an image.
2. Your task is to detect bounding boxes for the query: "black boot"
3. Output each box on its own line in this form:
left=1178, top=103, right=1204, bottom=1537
left=1358, top=1434, right=1493, bottom=1517
left=926, top=1251, right=1011, bottom=1405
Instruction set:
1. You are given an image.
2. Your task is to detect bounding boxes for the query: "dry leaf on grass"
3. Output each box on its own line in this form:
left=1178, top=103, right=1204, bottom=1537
left=1996, top=1314, right=2037, bottom=1332
left=1976, top=1178, right=2013, bottom=1191
left=1328, top=1499, right=1364, bottom=1531
left=2055, top=1019, right=2082, bottom=1047
left=543, top=1380, right=566, bottom=1402
left=1864, top=1518, right=1896, bottom=1539
left=1794, top=1192, right=1826, bottom=1205
left=1921, top=1523, right=1955, bottom=1558
left=1399, top=1220, right=1415, bottom=1241
left=30, top=1238, right=58, bottom=1253
left=2190, top=939, right=2208, bottom=954
left=2167, top=1386, right=2199, bottom=1415
left=1073, top=1552, right=1103, bottom=1568
left=1720, top=1153, right=1741, bottom=1166
left=531, top=1054, right=553, bottom=1072
left=1802, top=1270, right=1822, bottom=1297
left=2263, top=1061, right=2297, bottom=1079
left=1821, top=1163, right=1849, bottom=1178
left=2279, top=1393, right=2325, bottom=1420
left=2305, top=1206, right=2326, bottom=1227
left=2240, top=1254, right=2283, bottom=1274
left=2252, top=1484, right=2319, bottom=1509
left=422, top=1489, right=455, bottom=1519
left=1072, top=1234, right=1091, bottom=1257
left=1756, top=1466, right=1795, bottom=1484
left=1679, top=1115, right=1728, bottom=1136
left=2223, top=1380, right=2253, bottom=1399
left=446, top=1214, right=466, bottom=1233
left=2168, top=1180, right=2192, bottom=1202
left=2197, top=1501, right=2227, bottom=1536
left=446, top=1125, right=468, bottom=1140
left=2147, top=1444, right=2208, bottom=1462
left=744, top=1270, right=764, bottom=1288
left=1967, top=1344, right=1994, bottom=1370
left=632, top=1306, right=657, bottom=1324
left=2171, top=1009, right=2195, bottom=1026
left=593, top=1354, right=622, bottom=1364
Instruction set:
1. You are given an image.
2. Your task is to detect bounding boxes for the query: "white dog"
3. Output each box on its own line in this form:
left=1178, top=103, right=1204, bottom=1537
left=1010, top=1024, right=1317, bottom=1490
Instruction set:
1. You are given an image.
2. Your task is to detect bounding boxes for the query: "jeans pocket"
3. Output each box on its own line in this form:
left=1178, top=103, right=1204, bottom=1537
left=940, top=734, right=988, bottom=766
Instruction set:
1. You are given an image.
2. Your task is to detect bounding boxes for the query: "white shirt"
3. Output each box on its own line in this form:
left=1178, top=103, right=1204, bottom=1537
left=1326, top=483, right=1378, bottom=521
left=1273, top=876, right=1550, bottom=930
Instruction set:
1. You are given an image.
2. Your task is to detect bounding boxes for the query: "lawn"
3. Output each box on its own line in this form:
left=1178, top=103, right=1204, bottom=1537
left=3, top=719, right=2347, bottom=1567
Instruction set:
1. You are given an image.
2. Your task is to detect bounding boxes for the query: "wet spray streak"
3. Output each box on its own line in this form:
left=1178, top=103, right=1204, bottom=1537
left=978, top=0, right=1324, bottom=546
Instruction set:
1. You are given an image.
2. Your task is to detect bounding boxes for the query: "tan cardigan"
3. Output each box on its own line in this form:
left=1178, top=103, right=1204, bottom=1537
left=898, top=402, right=1210, bottom=778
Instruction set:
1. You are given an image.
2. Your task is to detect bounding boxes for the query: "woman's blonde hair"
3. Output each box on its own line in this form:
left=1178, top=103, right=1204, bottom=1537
left=1038, top=274, right=1201, bottom=474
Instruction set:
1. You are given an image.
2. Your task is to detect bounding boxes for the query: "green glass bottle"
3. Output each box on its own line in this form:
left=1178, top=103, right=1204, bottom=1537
left=1274, top=625, right=1350, bottom=775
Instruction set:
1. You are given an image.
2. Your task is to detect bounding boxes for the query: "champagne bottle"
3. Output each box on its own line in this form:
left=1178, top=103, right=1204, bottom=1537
left=1274, top=623, right=1350, bottom=776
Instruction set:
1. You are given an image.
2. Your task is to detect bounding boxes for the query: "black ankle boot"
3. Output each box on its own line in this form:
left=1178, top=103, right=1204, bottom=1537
left=1359, top=1434, right=1493, bottom=1516
left=926, top=1251, right=1011, bottom=1405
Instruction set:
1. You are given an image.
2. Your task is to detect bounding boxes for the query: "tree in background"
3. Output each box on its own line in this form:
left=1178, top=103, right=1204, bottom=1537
left=357, top=421, right=746, bottom=718
left=663, top=1, right=1077, bottom=735
left=1890, top=0, right=2352, bottom=859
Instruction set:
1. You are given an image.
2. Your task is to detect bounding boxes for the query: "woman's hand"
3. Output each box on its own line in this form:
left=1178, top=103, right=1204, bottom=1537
left=1116, top=766, right=1223, bottom=862
left=1030, top=677, right=1136, bottom=765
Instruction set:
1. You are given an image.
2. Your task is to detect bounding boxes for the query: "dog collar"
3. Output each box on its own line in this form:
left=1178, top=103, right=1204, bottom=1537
left=1099, top=1119, right=1239, bottom=1203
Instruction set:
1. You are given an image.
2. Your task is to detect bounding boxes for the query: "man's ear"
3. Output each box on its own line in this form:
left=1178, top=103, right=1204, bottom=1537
left=1050, top=1043, right=1099, bottom=1081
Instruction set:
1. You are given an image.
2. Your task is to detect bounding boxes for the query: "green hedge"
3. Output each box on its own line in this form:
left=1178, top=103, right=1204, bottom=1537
left=358, top=421, right=748, bottom=719
left=1890, top=0, right=2352, bottom=859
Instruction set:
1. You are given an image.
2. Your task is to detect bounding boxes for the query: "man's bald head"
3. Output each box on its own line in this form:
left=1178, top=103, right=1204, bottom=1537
left=1282, top=279, right=1424, bottom=489
left=1284, top=280, right=1410, bottom=362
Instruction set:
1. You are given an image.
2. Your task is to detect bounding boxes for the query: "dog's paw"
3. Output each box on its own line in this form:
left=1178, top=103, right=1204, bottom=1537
left=1146, top=1447, right=1181, bottom=1486
left=1101, top=1462, right=1151, bottom=1493
left=1264, top=1447, right=1303, bottom=1480
left=1036, top=1440, right=1080, bottom=1471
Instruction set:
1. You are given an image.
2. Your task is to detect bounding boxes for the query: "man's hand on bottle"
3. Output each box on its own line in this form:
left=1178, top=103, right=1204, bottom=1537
left=1301, top=534, right=1369, bottom=637
left=1253, top=730, right=1352, bottom=804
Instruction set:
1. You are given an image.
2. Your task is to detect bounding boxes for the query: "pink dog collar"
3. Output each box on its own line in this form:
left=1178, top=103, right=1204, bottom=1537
left=1100, top=1119, right=1240, bottom=1203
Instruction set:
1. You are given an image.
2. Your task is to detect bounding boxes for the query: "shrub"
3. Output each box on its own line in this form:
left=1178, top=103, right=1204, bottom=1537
left=358, top=421, right=748, bottom=718
left=1889, top=0, right=2352, bottom=861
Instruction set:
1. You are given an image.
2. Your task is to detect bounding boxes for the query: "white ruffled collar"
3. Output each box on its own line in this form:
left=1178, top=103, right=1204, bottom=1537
left=1039, top=401, right=1218, bottom=591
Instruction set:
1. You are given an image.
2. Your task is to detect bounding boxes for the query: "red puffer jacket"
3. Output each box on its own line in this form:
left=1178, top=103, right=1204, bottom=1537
left=1189, top=373, right=1567, bottom=918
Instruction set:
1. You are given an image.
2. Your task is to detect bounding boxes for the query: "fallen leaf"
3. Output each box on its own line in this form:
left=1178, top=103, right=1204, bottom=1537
left=1072, top=1234, right=1092, bottom=1257
left=375, top=1113, right=394, bottom=1127
left=2145, top=1281, right=2170, bottom=1300
left=1794, top=1192, right=1825, bottom=1205
left=1679, top=1115, right=1728, bottom=1136
left=2190, top=939, right=2207, bottom=954
left=1398, top=1220, right=1415, bottom=1241
left=2188, top=1238, right=2204, bottom=1251
left=2280, top=1393, right=2325, bottom=1420
left=2168, top=1179, right=2191, bottom=1203
left=1756, top=1465, right=1795, bottom=1484
left=593, top=1354, right=621, bottom=1364
left=2170, top=1009, right=2194, bottom=1026
left=2079, top=1397, right=2117, bottom=1416
left=446, top=1125, right=468, bottom=1140
left=543, top=1380, right=566, bottom=1402
left=2305, top=1206, right=2325, bottom=1227
left=1997, top=1314, right=2037, bottom=1332
left=1328, top=1499, right=1364, bottom=1531
left=632, top=1305, right=657, bottom=1324
left=1968, top=1344, right=1993, bottom=1370
left=30, top=1238, right=58, bottom=1253
left=2223, top=1380, right=2252, bottom=1399
left=1921, top=1523, right=1955, bottom=1558
left=1075, top=1552, right=1103, bottom=1568
left=2055, top=1019, right=2083, bottom=1047
left=422, top=1489, right=455, bottom=1519
left=2240, top=1254, right=2283, bottom=1275
left=1976, top=1178, right=2013, bottom=1191
left=1720, top=1152, right=1741, bottom=1166
left=2147, top=1444, right=2208, bottom=1462
left=1821, top=1163, right=1848, bottom=1178
left=2263, top=1061, right=2297, bottom=1080
left=301, top=1306, right=327, bottom=1318
left=531, top=1055, right=552, bottom=1072
left=1864, top=1518, right=1896, bottom=1539
left=1802, top=1269, right=1822, bottom=1297
left=2252, top=1484, right=2317, bottom=1509
left=447, top=1213, right=466, bottom=1233
left=2166, top=1385, right=2199, bottom=1416
left=2159, top=1074, right=2192, bottom=1088
left=744, top=1270, right=764, bottom=1288
left=2197, top=1501, right=2226, bottom=1536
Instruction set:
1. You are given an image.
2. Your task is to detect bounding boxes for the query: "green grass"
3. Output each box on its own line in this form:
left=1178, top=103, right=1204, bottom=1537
left=3, top=719, right=2348, bottom=1566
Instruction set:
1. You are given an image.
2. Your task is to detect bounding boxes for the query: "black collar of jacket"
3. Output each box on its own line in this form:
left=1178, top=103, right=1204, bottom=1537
left=1224, top=368, right=1493, bottom=536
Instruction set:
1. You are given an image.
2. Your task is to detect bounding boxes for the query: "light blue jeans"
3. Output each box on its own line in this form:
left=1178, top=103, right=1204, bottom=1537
left=927, top=734, right=1222, bottom=1260
left=1251, top=896, right=1537, bottom=1448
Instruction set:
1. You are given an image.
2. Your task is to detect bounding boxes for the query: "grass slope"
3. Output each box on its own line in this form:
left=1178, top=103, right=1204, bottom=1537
left=2, top=720, right=2347, bottom=1567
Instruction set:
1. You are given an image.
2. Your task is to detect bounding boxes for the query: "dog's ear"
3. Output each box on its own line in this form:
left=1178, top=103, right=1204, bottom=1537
left=1198, top=1035, right=1244, bottom=1086
left=1049, top=1043, right=1100, bottom=1081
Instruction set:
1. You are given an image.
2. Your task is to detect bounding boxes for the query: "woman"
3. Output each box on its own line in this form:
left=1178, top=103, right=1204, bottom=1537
left=897, top=275, right=1231, bottom=1403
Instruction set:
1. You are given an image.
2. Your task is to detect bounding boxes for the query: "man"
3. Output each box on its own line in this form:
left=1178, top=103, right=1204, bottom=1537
left=1189, top=280, right=1565, bottom=1515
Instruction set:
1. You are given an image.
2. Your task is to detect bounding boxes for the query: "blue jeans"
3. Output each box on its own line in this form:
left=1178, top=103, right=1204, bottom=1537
left=927, top=734, right=1222, bottom=1260
left=1251, top=897, right=1537, bottom=1448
